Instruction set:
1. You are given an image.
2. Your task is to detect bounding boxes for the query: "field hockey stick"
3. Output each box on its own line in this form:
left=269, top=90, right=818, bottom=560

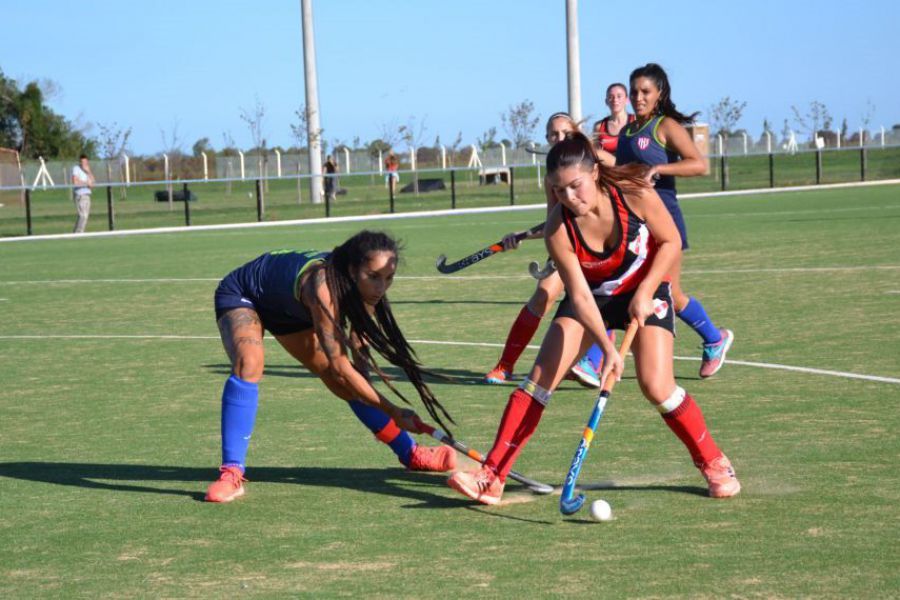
left=559, top=320, right=639, bottom=515
left=528, top=258, right=557, bottom=280
left=435, top=222, right=544, bottom=274
left=414, top=419, right=555, bottom=495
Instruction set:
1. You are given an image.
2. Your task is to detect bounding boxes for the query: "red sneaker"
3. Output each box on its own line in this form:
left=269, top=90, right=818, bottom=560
left=407, top=445, right=457, bottom=472
left=205, top=465, right=246, bottom=503
left=447, top=466, right=505, bottom=505
left=700, top=455, right=741, bottom=498
left=484, top=365, right=512, bottom=385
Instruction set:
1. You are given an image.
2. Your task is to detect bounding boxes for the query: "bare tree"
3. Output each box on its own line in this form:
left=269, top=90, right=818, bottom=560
left=500, top=99, right=541, bottom=147
left=399, top=116, right=428, bottom=194
left=477, top=126, right=499, bottom=150
left=240, top=96, right=267, bottom=181
left=859, top=99, right=876, bottom=142
left=791, top=101, right=832, bottom=142
left=290, top=104, right=323, bottom=150
left=708, top=96, right=747, bottom=137
left=378, top=119, right=401, bottom=149
left=96, top=122, right=132, bottom=196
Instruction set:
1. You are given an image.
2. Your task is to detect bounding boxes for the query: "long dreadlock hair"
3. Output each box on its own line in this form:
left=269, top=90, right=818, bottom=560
left=322, top=230, right=456, bottom=433
left=629, top=63, right=699, bottom=125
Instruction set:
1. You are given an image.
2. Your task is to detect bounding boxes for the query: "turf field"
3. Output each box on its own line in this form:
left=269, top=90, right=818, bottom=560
left=1, top=184, right=899, bottom=597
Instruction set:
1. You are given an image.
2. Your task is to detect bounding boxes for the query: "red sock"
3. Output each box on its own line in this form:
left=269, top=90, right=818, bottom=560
left=661, top=393, right=722, bottom=467
left=497, top=305, right=542, bottom=372
left=485, top=388, right=546, bottom=480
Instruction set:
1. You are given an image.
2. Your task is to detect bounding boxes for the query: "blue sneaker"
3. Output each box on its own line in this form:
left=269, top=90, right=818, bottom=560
left=700, top=328, right=734, bottom=378
left=569, top=356, right=601, bottom=388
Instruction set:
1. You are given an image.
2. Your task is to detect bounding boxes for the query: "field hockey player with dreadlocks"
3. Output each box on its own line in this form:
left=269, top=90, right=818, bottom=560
left=205, top=230, right=456, bottom=502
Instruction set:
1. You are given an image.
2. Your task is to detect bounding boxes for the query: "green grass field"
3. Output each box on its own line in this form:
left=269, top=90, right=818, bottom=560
left=1, top=184, right=899, bottom=597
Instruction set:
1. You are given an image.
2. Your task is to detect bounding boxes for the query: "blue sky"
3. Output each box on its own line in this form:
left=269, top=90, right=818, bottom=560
left=3, top=0, right=897, bottom=155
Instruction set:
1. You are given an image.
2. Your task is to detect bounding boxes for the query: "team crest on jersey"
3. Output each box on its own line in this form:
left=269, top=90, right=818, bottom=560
left=637, top=136, right=651, bottom=150
left=627, top=226, right=647, bottom=256
left=652, top=298, right=670, bottom=319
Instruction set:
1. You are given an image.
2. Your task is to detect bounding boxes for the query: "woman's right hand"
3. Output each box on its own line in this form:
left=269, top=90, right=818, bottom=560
left=501, top=232, right=521, bottom=251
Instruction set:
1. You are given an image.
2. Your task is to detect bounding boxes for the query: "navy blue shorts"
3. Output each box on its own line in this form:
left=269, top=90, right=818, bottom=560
left=214, top=271, right=314, bottom=336
left=554, top=282, right=675, bottom=334
left=659, top=190, right=689, bottom=250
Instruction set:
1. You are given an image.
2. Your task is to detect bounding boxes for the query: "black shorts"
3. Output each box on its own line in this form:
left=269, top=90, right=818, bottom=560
left=554, top=282, right=675, bottom=334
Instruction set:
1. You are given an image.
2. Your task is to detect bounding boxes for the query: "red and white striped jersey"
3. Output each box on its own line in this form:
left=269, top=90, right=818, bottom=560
left=561, top=184, right=660, bottom=296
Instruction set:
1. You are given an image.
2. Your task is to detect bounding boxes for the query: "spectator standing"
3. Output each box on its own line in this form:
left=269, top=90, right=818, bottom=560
left=71, top=154, right=94, bottom=233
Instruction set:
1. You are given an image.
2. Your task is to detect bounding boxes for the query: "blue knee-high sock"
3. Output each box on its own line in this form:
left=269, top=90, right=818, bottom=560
left=585, top=343, right=604, bottom=371
left=677, top=297, right=722, bottom=345
left=348, top=399, right=415, bottom=466
left=221, top=375, right=260, bottom=472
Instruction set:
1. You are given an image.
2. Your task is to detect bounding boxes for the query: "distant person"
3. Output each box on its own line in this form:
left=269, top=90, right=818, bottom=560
left=205, top=231, right=457, bottom=503
left=71, top=154, right=94, bottom=233
left=616, top=63, right=733, bottom=377
left=384, top=151, right=400, bottom=195
left=324, top=155, right=338, bottom=203
left=594, top=82, right=635, bottom=154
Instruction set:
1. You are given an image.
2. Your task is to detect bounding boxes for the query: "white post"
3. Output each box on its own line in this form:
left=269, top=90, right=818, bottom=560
left=201, top=152, right=209, bottom=180
left=716, top=134, right=724, bottom=156
left=531, top=143, right=537, bottom=165
left=238, top=150, right=246, bottom=179
left=859, top=127, right=864, bottom=147
left=163, top=153, right=169, bottom=181
left=742, top=132, right=748, bottom=155
left=275, top=149, right=282, bottom=177
left=301, top=0, right=323, bottom=204
left=765, top=131, right=772, bottom=154
left=881, top=126, right=886, bottom=147
left=409, top=147, right=416, bottom=171
left=440, top=145, right=446, bottom=170
left=342, top=147, right=350, bottom=173
left=836, top=130, right=841, bottom=149
left=500, top=142, right=507, bottom=166
left=565, top=0, right=582, bottom=123
left=123, top=154, right=130, bottom=185
left=378, top=149, right=383, bottom=174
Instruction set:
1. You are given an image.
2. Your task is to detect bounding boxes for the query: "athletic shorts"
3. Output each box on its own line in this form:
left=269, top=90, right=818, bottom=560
left=214, top=271, right=314, bottom=336
left=385, top=172, right=399, bottom=183
left=554, top=282, right=675, bottom=335
left=658, top=190, right=689, bottom=250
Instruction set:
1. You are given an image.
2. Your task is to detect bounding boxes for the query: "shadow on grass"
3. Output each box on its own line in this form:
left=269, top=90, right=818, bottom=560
left=0, top=461, right=505, bottom=509
left=202, top=363, right=630, bottom=389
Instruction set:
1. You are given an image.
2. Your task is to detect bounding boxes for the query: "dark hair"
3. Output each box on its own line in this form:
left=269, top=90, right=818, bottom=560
left=325, top=230, right=455, bottom=432
left=79, top=154, right=88, bottom=160
left=546, top=132, right=648, bottom=191
left=629, top=63, right=698, bottom=125
left=605, top=82, right=627, bottom=96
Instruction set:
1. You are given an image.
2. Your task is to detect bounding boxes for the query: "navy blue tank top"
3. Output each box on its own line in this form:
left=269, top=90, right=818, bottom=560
left=615, top=115, right=680, bottom=201
left=229, top=250, right=329, bottom=320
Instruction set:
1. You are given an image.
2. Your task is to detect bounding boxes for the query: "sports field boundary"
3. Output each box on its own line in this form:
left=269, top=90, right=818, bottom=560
left=3, top=178, right=899, bottom=244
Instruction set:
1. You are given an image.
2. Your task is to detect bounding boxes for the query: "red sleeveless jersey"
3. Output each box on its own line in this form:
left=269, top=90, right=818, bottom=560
left=596, top=114, right=635, bottom=153
left=562, top=184, right=659, bottom=296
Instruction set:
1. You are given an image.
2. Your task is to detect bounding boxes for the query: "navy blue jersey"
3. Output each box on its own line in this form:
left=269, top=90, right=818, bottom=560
left=615, top=115, right=690, bottom=249
left=214, top=250, right=329, bottom=335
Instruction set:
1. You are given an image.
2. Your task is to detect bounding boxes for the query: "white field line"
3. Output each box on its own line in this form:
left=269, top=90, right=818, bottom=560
left=0, top=333, right=897, bottom=385
left=2, top=264, right=900, bottom=286
left=2, top=178, right=898, bottom=244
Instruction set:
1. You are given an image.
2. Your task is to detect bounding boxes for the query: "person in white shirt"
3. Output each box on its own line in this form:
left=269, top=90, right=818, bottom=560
left=71, top=154, right=94, bottom=233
